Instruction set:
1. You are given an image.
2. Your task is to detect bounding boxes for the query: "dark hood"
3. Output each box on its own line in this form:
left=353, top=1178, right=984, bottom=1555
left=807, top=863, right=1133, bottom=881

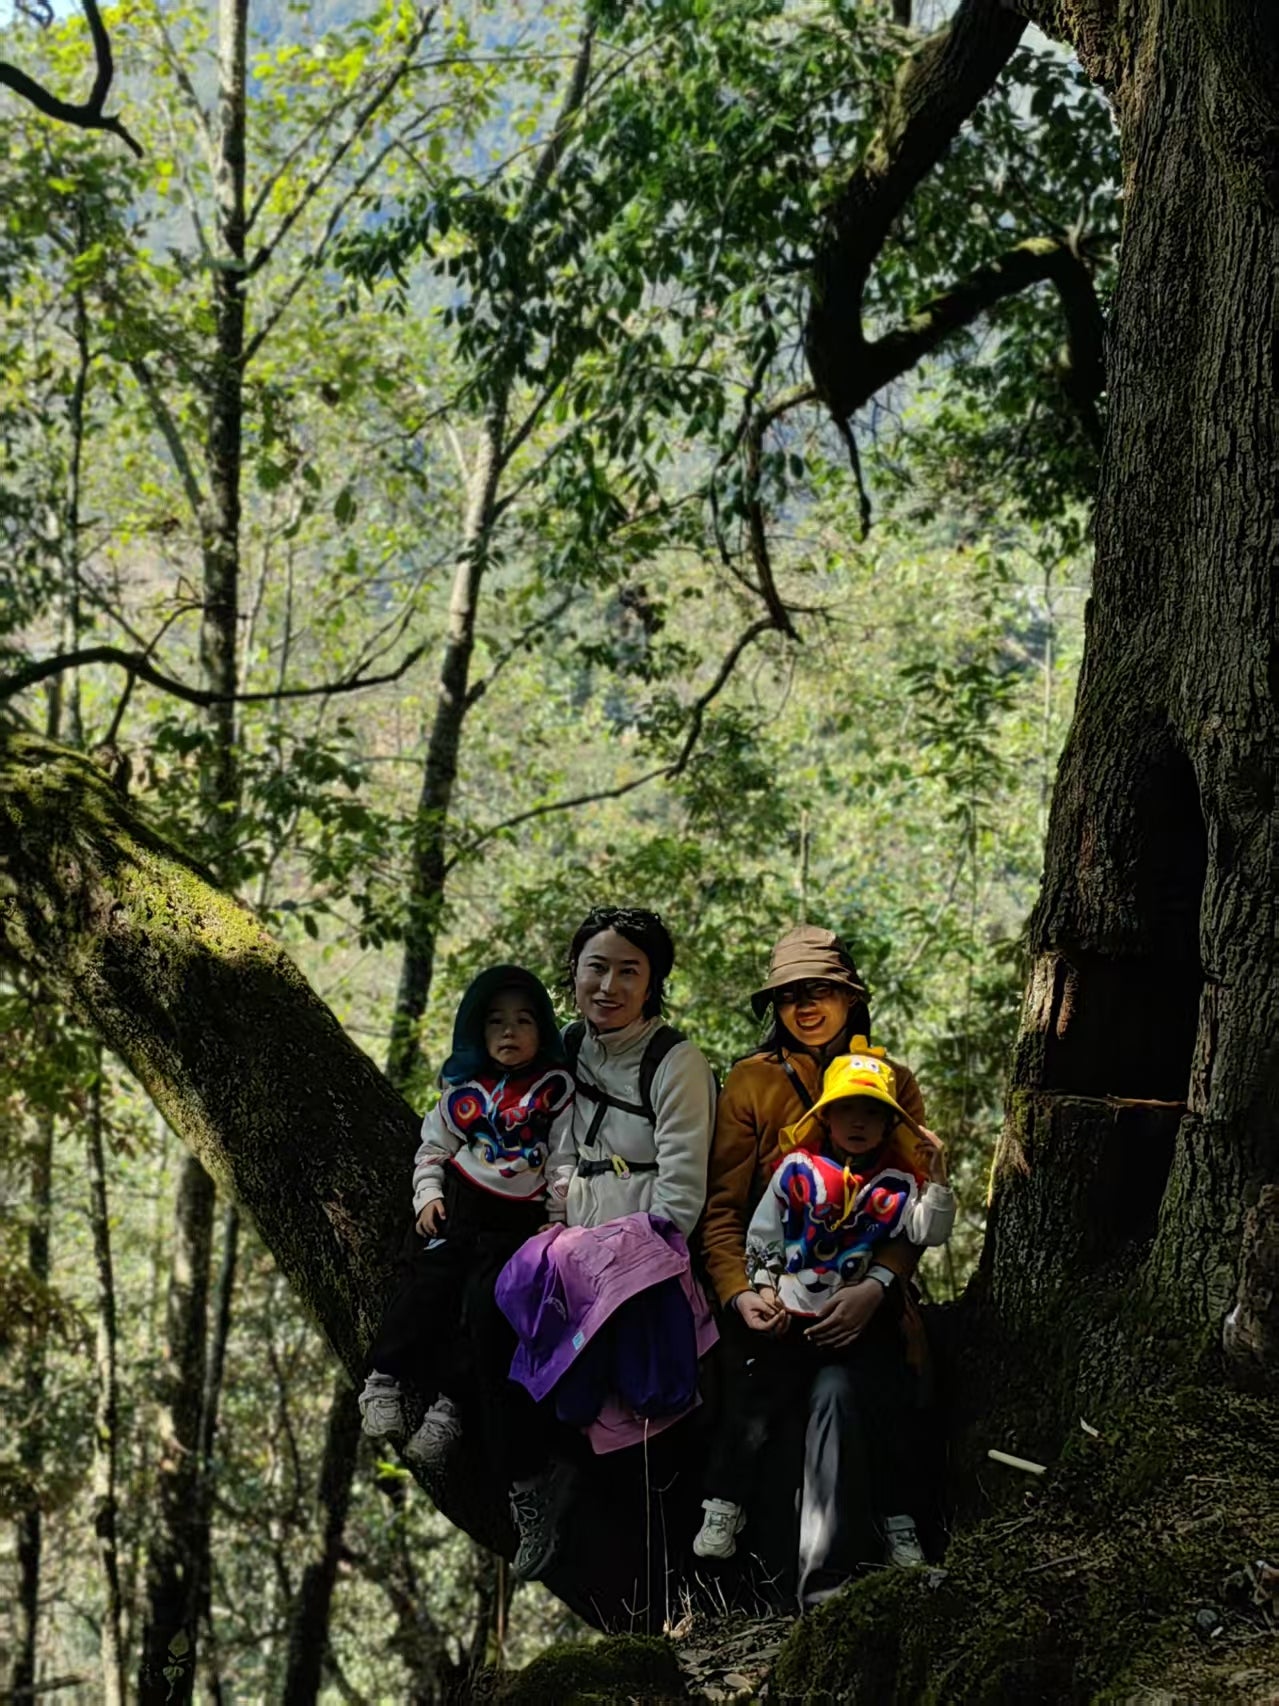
left=439, top=964, right=565, bottom=1085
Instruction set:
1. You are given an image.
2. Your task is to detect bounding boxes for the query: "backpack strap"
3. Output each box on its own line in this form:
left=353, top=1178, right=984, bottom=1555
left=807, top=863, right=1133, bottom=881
left=779, top=1056, right=815, bottom=1113
left=563, top=1022, right=687, bottom=1141
left=636, top=1024, right=685, bottom=1124
left=563, top=1020, right=586, bottom=1076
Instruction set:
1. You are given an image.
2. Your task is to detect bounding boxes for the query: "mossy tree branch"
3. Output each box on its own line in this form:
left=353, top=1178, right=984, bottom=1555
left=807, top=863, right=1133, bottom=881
left=0, top=733, right=412, bottom=1373
left=0, top=731, right=521, bottom=1561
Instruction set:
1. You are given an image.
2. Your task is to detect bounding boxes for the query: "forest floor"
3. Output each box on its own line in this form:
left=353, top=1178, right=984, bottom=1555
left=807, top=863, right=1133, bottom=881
left=489, top=1386, right=1279, bottom=1703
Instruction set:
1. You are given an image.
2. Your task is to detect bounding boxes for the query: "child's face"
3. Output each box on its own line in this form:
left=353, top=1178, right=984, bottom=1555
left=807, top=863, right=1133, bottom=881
left=826, top=1096, right=894, bottom=1160
left=485, top=989, right=541, bottom=1070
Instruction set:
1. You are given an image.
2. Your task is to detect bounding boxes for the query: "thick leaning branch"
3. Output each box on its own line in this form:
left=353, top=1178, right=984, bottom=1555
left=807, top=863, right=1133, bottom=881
left=0, top=734, right=411, bottom=1373
left=0, top=732, right=516, bottom=1563
left=0, top=0, right=142, bottom=156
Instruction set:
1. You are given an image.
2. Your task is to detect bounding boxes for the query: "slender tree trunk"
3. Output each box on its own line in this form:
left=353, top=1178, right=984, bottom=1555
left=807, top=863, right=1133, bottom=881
left=984, top=0, right=1278, bottom=1383
left=85, top=1054, right=126, bottom=1706
left=194, top=1204, right=239, bottom=1705
left=198, top=0, right=247, bottom=876
left=11, top=1091, right=54, bottom=1703
left=140, top=1148, right=217, bottom=1705
left=384, top=404, right=507, bottom=1091
left=280, top=1375, right=362, bottom=1706
left=382, top=24, right=594, bottom=1091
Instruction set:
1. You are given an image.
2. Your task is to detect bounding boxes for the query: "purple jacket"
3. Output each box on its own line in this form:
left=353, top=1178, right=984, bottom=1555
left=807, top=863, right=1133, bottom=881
left=495, top=1213, right=718, bottom=1442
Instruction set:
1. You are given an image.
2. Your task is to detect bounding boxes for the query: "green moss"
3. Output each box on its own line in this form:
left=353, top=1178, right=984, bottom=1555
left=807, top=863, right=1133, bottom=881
left=492, top=1635, right=688, bottom=1704
left=771, top=1388, right=1279, bottom=1703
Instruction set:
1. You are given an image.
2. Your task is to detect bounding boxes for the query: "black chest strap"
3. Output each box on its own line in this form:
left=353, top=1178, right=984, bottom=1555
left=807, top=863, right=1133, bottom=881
left=780, top=1056, right=816, bottom=1112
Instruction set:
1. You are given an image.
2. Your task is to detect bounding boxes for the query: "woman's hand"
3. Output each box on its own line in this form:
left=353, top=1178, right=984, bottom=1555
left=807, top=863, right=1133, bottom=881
left=916, top=1125, right=949, bottom=1185
left=803, top=1280, right=884, bottom=1348
left=416, top=1198, right=446, bottom=1236
left=734, top=1287, right=788, bottom=1335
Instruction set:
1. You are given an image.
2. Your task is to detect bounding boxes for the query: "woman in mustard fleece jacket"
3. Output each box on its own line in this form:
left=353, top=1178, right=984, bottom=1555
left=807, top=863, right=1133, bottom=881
left=696, top=925, right=939, bottom=1605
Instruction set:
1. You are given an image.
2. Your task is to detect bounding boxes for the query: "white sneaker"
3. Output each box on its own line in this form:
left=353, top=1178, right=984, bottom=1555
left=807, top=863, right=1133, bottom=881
left=358, top=1378, right=406, bottom=1442
left=693, top=1497, right=746, bottom=1560
left=403, top=1396, right=462, bottom=1470
left=883, top=1513, right=925, bottom=1567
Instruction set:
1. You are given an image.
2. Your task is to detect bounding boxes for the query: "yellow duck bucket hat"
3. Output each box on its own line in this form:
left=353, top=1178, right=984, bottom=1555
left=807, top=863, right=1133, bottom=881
left=779, top=1037, right=927, bottom=1166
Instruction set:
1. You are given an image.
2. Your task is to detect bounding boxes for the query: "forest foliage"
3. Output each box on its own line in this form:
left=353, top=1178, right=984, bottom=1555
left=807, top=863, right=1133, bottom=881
left=0, top=0, right=1117, bottom=1695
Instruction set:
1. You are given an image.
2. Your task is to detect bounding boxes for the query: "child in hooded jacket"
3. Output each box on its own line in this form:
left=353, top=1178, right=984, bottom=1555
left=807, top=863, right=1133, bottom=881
left=359, top=965, right=574, bottom=1542
left=693, top=1042, right=954, bottom=1577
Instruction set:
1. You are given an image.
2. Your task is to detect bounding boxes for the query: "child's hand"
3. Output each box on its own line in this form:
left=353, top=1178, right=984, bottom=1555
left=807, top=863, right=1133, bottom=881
left=916, top=1125, right=948, bottom=1185
left=803, top=1281, right=882, bottom=1349
left=734, top=1288, right=788, bottom=1335
left=416, top=1199, right=446, bottom=1236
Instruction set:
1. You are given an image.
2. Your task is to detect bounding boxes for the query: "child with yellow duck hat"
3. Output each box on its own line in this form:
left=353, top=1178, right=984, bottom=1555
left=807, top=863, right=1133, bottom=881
left=693, top=1041, right=954, bottom=1581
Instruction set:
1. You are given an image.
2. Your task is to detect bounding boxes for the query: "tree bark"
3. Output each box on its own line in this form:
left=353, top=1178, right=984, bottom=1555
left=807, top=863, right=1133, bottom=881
left=984, top=0, right=1279, bottom=1381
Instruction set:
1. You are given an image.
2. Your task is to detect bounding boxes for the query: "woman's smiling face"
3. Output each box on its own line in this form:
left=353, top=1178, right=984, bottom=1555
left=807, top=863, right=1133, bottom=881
left=573, top=929, right=652, bottom=1031
left=775, top=979, right=853, bottom=1049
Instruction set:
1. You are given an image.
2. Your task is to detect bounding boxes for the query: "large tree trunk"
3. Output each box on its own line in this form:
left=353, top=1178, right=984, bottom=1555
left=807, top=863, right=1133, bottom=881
left=982, top=0, right=1278, bottom=1397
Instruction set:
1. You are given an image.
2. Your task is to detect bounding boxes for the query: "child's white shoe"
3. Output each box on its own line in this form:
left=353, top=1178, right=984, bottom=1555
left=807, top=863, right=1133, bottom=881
left=358, top=1376, right=406, bottom=1442
left=883, top=1513, right=925, bottom=1567
left=693, top=1497, right=746, bottom=1560
left=403, top=1395, right=462, bottom=1470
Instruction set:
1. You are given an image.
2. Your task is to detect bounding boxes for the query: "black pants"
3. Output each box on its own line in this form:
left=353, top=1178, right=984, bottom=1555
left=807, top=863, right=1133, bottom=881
left=704, top=1302, right=925, bottom=1605
left=366, top=1168, right=553, bottom=1481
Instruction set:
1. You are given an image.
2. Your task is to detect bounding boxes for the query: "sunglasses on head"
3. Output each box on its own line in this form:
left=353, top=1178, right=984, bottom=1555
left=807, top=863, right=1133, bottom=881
left=775, top=980, right=843, bottom=1006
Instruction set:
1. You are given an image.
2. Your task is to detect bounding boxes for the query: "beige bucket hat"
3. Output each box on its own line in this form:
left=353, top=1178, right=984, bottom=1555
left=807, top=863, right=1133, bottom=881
left=750, top=924, right=868, bottom=1018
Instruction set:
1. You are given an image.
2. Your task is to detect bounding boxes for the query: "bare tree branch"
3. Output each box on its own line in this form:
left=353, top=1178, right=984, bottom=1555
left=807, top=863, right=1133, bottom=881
left=0, top=0, right=142, bottom=156
left=0, top=641, right=428, bottom=710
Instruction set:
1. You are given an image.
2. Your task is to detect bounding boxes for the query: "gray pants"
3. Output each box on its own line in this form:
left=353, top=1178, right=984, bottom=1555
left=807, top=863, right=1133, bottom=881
left=797, top=1326, right=925, bottom=1608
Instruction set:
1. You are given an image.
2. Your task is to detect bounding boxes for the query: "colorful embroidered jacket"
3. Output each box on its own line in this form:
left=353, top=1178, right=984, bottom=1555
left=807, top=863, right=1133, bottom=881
left=412, top=1066, right=576, bottom=1213
left=745, top=1145, right=955, bottom=1315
